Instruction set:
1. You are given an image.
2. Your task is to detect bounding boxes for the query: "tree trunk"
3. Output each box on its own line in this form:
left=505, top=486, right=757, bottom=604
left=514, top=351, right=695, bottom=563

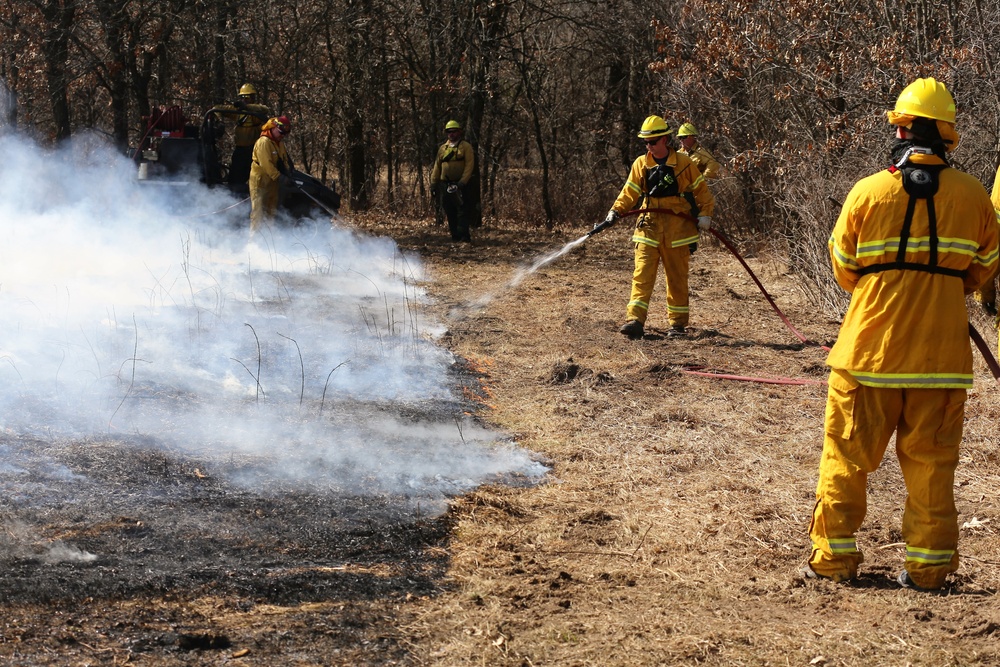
left=345, top=0, right=373, bottom=210
left=382, top=43, right=394, bottom=207
left=39, top=0, right=75, bottom=143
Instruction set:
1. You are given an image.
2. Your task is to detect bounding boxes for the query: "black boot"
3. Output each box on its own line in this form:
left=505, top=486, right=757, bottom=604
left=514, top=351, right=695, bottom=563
left=619, top=320, right=644, bottom=339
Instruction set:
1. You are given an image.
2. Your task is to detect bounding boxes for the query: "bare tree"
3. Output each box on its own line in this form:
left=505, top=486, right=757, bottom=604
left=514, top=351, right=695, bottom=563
left=4, top=0, right=1000, bottom=299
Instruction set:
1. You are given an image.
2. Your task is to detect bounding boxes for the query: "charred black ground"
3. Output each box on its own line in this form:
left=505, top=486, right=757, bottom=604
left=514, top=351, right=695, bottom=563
left=0, top=356, right=511, bottom=664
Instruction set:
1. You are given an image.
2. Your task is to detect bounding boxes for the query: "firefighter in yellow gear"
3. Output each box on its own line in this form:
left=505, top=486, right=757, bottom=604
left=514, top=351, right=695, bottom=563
left=676, top=122, right=721, bottom=181
left=599, top=115, right=715, bottom=339
left=972, top=165, right=1000, bottom=316
left=430, top=120, right=476, bottom=242
left=805, top=78, right=999, bottom=591
left=249, top=116, right=293, bottom=235
left=218, top=83, right=271, bottom=185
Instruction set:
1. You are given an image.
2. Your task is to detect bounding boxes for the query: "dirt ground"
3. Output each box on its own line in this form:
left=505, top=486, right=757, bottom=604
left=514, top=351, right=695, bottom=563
left=3, top=214, right=1000, bottom=666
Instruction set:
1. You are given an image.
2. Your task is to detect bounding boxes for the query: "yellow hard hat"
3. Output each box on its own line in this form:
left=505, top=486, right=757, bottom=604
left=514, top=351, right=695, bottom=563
left=677, top=122, right=698, bottom=137
left=891, top=77, right=955, bottom=124
left=239, top=83, right=257, bottom=97
left=444, top=120, right=462, bottom=131
left=637, top=115, right=672, bottom=139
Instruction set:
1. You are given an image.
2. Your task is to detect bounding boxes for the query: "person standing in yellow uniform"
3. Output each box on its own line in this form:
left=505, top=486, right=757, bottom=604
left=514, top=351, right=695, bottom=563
left=249, top=116, right=293, bottom=235
left=804, top=78, right=999, bottom=591
left=676, top=122, right=721, bottom=257
left=599, top=115, right=715, bottom=339
left=676, top=123, right=720, bottom=181
left=219, top=83, right=271, bottom=185
left=430, top=120, right=475, bottom=242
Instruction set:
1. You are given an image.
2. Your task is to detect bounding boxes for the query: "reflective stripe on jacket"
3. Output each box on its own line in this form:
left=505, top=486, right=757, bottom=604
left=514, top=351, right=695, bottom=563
left=827, top=153, right=999, bottom=388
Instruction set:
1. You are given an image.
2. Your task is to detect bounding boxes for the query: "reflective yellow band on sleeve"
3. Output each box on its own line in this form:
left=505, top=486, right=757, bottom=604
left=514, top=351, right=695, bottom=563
left=831, top=241, right=859, bottom=269
left=976, top=245, right=1000, bottom=267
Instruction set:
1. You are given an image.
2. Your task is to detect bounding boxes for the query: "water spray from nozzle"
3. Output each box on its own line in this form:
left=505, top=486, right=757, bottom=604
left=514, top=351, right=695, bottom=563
left=448, top=229, right=594, bottom=321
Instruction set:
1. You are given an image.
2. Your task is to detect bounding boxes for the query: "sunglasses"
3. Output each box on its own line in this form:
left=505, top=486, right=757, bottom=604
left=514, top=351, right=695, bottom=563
left=644, top=138, right=661, bottom=145
left=277, top=126, right=289, bottom=135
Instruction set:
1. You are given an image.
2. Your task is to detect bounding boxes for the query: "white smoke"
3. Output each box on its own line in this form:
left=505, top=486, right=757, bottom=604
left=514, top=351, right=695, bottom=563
left=0, top=132, right=547, bottom=510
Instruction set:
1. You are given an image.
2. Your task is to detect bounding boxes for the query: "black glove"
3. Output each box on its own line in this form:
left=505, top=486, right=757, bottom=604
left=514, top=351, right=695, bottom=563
left=446, top=183, right=459, bottom=194
left=278, top=173, right=292, bottom=187
left=234, top=99, right=248, bottom=110
left=431, top=185, right=438, bottom=198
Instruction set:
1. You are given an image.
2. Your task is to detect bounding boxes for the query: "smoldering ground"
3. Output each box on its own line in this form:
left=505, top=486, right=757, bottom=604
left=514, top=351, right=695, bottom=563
left=0, top=131, right=546, bottom=605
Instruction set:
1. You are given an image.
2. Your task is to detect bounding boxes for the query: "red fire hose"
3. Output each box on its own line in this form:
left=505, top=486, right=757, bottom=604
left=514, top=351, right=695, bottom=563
left=678, top=365, right=827, bottom=385
left=968, top=323, right=1000, bottom=381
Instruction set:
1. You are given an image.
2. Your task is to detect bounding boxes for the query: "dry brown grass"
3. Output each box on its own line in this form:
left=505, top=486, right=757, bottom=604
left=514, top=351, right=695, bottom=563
left=357, top=214, right=1000, bottom=666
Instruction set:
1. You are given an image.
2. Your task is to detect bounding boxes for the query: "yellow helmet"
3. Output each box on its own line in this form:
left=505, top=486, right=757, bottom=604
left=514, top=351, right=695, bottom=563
left=677, top=122, right=698, bottom=137
left=891, top=77, right=955, bottom=124
left=637, top=115, right=672, bottom=139
left=239, top=83, right=257, bottom=97
left=444, top=120, right=462, bottom=131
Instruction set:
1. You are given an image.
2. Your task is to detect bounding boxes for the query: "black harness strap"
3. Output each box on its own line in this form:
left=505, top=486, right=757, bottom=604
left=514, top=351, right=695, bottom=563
left=857, top=262, right=966, bottom=278
left=856, top=163, right=966, bottom=280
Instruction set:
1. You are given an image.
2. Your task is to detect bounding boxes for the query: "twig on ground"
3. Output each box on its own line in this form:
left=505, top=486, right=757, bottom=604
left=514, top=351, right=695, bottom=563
left=320, top=361, right=350, bottom=415
left=277, top=333, right=305, bottom=406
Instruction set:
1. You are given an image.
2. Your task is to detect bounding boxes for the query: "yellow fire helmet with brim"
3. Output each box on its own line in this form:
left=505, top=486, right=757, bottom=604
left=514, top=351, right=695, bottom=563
left=637, top=115, right=672, bottom=139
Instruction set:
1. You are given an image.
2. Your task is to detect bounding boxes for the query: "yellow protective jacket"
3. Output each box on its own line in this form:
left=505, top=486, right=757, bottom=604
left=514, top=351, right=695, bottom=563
left=611, top=149, right=715, bottom=247
left=431, top=140, right=474, bottom=186
left=218, top=103, right=271, bottom=147
left=679, top=143, right=721, bottom=180
left=249, top=134, right=291, bottom=186
left=827, top=152, right=999, bottom=388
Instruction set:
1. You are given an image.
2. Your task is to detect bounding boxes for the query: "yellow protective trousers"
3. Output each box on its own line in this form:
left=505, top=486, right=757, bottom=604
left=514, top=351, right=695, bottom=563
left=249, top=177, right=279, bottom=234
left=808, top=369, right=964, bottom=588
left=627, top=220, right=693, bottom=327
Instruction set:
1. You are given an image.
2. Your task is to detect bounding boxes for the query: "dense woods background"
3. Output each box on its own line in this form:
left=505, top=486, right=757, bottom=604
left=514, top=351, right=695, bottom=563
left=4, top=0, right=1000, bottom=309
